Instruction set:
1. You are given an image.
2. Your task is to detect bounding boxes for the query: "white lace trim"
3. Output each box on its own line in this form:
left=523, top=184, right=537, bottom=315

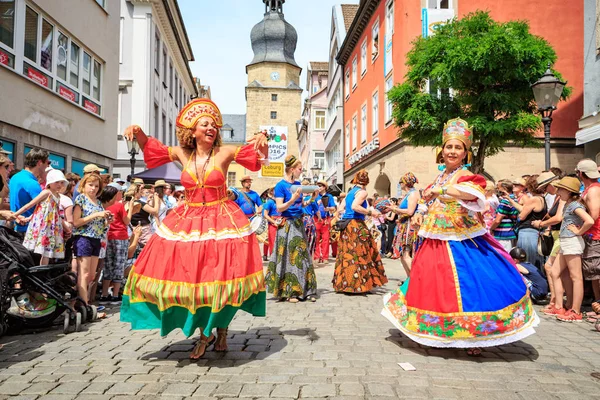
left=418, top=228, right=488, bottom=241
left=455, top=184, right=487, bottom=212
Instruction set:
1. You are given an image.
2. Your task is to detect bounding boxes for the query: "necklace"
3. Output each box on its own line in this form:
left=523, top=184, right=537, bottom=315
left=433, top=166, right=461, bottom=189
left=193, top=147, right=214, bottom=205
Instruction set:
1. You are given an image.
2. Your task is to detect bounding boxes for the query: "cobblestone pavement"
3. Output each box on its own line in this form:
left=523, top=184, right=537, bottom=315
left=0, top=258, right=600, bottom=399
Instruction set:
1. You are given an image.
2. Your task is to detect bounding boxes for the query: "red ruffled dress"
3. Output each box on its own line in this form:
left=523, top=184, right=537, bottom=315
left=120, top=138, right=266, bottom=337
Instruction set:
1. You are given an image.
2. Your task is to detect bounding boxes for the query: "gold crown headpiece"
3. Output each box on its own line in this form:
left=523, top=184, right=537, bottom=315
left=176, top=98, right=223, bottom=129
left=436, top=118, right=473, bottom=164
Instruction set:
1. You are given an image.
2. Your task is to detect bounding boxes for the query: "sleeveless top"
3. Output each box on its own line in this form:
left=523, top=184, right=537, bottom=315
left=342, top=186, right=366, bottom=220
left=131, top=201, right=151, bottom=226
left=547, top=199, right=562, bottom=232
left=584, top=182, right=600, bottom=240
left=518, top=196, right=547, bottom=230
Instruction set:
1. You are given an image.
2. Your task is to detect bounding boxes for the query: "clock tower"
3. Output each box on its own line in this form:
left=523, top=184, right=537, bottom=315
left=245, top=0, right=302, bottom=193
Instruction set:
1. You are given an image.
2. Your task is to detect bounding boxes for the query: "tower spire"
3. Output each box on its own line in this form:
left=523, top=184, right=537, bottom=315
left=264, top=0, right=284, bottom=14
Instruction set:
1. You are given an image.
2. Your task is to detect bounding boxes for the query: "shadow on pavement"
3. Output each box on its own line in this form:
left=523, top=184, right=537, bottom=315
left=385, top=328, right=540, bottom=362
left=141, top=326, right=295, bottom=367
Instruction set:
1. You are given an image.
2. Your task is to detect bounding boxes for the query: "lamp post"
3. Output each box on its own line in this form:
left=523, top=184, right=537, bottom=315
left=531, top=63, right=566, bottom=170
left=126, top=137, right=140, bottom=179
left=310, top=164, right=320, bottom=184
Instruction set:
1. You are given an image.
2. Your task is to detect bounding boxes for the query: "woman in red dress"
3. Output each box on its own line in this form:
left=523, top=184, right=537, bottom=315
left=120, top=99, right=268, bottom=360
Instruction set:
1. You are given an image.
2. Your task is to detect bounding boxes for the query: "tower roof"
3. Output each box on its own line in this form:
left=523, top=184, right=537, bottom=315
left=248, top=0, right=299, bottom=68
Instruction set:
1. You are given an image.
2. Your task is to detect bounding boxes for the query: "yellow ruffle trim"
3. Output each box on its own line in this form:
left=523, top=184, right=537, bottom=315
left=125, top=268, right=266, bottom=313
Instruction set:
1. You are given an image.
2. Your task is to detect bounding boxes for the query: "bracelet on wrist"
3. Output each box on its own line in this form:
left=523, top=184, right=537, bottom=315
left=441, top=186, right=448, bottom=196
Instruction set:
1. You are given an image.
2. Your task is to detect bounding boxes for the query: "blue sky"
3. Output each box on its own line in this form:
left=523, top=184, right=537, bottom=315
left=178, top=0, right=359, bottom=114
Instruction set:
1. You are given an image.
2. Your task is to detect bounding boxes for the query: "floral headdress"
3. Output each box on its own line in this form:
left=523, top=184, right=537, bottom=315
left=435, top=117, right=473, bottom=166
left=176, top=98, right=223, bottom=129
left=400, top=172, right=418, bottom=187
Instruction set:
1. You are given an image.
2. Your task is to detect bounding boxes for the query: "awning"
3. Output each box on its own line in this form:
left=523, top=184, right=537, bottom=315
left=132, top=162, right=182, bottom=184
left=576, top=123, right=600, bottom=146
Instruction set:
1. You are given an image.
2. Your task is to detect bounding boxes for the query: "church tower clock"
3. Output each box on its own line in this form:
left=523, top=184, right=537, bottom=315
left=245, top=0, right=302, bottom=193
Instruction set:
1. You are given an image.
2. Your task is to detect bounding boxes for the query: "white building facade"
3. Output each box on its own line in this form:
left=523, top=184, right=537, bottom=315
left=114, top=0, right=197, bottom=179
left=0, top=0, right=120, bottom=174
left=324, top=4, right=356, bottom=189
left=298, top=62, right=328, bottom=183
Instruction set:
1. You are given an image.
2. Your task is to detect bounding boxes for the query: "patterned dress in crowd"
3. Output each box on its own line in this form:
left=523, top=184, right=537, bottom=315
left=382, top=173, right=539, bottom=348
left=391, top=189, right=420, bottom=259
left=333, top=185, right=388, bottom=293
left=303, top=195, right=318, bottom=257
left=120, top=138, right=266, bottom=337
left=266, top=180, right=317, bottom=300
left=23, top=193, right=65, bottom=259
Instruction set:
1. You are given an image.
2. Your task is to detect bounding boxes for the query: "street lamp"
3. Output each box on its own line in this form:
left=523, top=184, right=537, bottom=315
left=126, top=137, right=140, bottom=179
left=310, top=164, right=320, bottom=184
left=531, top=63, right=566, bottom=170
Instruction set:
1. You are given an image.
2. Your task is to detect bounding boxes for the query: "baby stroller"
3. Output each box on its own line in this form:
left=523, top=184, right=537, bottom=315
left=0, top=226, right=97, bottom=336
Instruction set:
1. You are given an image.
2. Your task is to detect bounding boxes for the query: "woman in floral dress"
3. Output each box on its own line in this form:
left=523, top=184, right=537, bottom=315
left=382, top=118, right=539, bottom=355
left=266, top=155, right=317, bottom=303
left=332, top=170, right=388, bottom=293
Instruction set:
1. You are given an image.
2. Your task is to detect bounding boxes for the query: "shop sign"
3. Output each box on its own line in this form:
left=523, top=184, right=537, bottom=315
left=259, top=125, right=288, bottom=178
left=349, top=138, right=380, bottom=166
left=27, top=66, right=48, bottom=87
left=0, top=50, right=9, bottom=66
left=83, top=99, right=99, bottom=114
left=59, top=85, right=76, bottom=102
left=261, top=163, right=284, bottom=177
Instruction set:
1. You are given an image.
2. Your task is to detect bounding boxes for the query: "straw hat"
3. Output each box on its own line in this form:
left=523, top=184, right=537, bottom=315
left=317, top=180, right=328, bottom=187
left=552, top=177, right=581, bottom=194
left=240, top=175, right=253, bottom=183
left=154, top=179, right=169, bottom=188
left=536, top=171, right=559, bottom=190
left=132, top=178, right=144, bottom=185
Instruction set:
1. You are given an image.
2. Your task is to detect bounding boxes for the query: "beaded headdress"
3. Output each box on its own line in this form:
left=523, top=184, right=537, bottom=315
left=436, top=118, right=473, bottom=165
left=176, top=98, right=223, bottom=129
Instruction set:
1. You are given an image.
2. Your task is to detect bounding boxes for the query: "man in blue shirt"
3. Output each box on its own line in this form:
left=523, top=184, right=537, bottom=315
left=314, top=180, right=337, bottom=264
left=234, top=175, right=263, bottom=218
left=9, top=148, right=50, bottom=236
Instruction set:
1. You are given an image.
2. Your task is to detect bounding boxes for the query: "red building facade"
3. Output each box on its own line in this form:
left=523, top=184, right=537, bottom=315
left=338, top=0, right=584, bottom=195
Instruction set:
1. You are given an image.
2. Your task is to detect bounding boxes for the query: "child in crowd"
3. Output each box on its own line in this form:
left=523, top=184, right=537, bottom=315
left=72, top=173, right=111, bottom=304
left=551, top=177, right=594, bottom=322
left=14, top=169, right=69, bottom=265
left=101, top=184, right=134, bottom=303
left=509, top=247, right=549, bottom=304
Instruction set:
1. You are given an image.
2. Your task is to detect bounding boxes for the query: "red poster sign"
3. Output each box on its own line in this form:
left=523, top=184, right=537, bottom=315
left=84, top=99, right=98, bottom=114
left=59, top=85, right=76, bottom=102
left=27, top=67, right=48, bottom=87
left=0, top=50, right=8, bottom=66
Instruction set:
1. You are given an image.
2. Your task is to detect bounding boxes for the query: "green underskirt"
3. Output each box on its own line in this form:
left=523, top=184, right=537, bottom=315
left=120, top=291, right=266, bottom=337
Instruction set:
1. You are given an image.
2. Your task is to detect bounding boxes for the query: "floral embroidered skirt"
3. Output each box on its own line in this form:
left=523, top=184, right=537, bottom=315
left=333, top=219, right=388, bottom=293
left=120, top=201, right=266, bottom=337
left=265, top=217, right=317, bottom=300
left=391, top=217, right=420, bottom=259
left=382, top=233, right=539, bottom=348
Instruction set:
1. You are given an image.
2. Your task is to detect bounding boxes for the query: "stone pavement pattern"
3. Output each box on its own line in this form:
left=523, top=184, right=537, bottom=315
left=0, top=258, right=599, bottom=399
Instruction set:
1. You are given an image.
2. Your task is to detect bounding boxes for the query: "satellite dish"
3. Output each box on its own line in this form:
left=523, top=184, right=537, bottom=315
left=57, top=45, right=67, bottom=66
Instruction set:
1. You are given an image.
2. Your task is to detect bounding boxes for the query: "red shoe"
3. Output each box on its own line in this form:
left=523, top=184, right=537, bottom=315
left=556, top=309, right=583, bottom=322
left=542, top=306, right=565, bottom=316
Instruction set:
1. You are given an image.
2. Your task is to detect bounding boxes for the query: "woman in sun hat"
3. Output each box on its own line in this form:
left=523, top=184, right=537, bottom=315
left=530, top=171, right=565, bottom=314
left=120, top=99, right=269, bottom=360
left=549, top=176, right=594, bottom=322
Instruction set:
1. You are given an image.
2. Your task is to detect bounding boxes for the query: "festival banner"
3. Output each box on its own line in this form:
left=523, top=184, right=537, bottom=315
left=259, top=125, right=288, bottom=178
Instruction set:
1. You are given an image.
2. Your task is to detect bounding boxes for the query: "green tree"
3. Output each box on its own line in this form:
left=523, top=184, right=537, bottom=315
left=389, top=11, right=570, bottom=174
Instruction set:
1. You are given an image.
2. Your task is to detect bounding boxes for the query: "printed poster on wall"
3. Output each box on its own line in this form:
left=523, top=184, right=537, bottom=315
left=259, top=125, right=288, bottom=178
left=421, top=8, right=454, bottom=38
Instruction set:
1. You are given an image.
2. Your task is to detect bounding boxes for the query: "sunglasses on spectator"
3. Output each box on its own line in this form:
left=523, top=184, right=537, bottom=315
left=0, top=163, right=9, bottom=169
